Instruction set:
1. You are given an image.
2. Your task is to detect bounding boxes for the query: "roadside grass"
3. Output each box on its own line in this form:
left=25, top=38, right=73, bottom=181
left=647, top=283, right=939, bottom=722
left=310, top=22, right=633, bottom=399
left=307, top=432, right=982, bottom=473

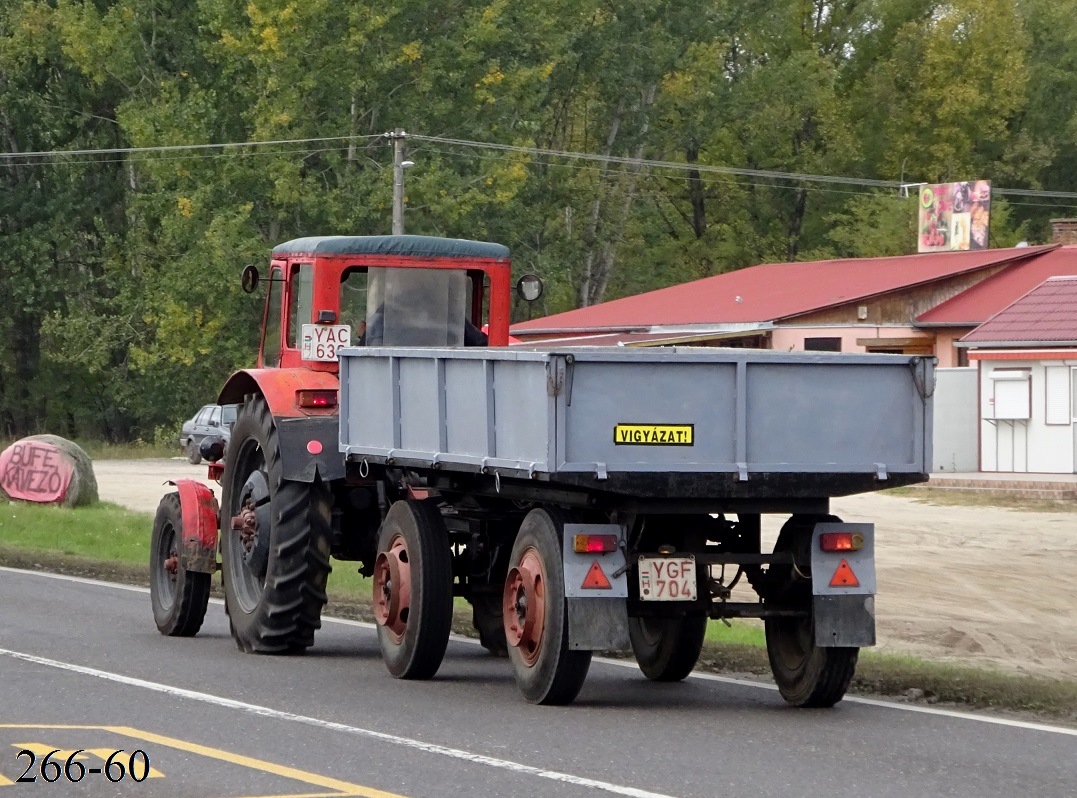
left=2, top=500, right=1075, bottom=722
left=0, top=500, right=154, bottom=562
left=884, top=486, right=1077, bottom=513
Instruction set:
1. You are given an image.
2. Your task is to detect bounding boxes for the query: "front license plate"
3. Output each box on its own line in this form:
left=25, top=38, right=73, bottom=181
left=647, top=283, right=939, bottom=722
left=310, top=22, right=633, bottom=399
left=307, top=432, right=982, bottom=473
left=638, top=555, right=697, bottom=601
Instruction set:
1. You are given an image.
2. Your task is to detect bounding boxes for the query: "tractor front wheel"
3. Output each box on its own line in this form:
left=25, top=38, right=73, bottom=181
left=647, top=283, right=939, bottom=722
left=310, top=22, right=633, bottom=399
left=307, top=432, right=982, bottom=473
left=150, top=492, right=210, bottom=636
left=220, top=395, right=332, bottom=653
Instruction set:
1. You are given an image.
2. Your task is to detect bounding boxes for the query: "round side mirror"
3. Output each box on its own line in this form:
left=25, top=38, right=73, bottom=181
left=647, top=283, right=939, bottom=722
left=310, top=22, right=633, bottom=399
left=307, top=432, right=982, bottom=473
left=241, top=264, right=260, bottom=294
left=516, top=274, right=544, bottom=303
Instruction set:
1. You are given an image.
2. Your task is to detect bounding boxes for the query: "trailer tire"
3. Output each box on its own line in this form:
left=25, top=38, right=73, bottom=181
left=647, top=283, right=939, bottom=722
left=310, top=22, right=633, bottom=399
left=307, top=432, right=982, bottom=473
left=220, top=395, right=332, bottom=653
left=629, top=613, right=707, bottom=682
left=186, top=439, right=202, bottom=465
left=472, top=596, right=509, bottom=657
left=765, top=514, right=858, bottom=707
left=503, top=507, right=592, bottom=705
left=150, top=492, right=211, bottom=636
left=373, top=499, right=454, bottom=679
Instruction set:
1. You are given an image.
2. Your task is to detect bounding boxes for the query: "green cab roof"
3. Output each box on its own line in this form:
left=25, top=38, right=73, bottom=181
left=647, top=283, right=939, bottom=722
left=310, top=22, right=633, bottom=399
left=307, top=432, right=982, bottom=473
left=272, top=235, right=510, bottom=260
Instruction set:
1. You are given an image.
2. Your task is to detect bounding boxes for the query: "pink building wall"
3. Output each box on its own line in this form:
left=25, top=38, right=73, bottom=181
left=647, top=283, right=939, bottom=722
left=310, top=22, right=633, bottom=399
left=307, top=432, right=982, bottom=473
left=769, top=326, right=968, bottom=368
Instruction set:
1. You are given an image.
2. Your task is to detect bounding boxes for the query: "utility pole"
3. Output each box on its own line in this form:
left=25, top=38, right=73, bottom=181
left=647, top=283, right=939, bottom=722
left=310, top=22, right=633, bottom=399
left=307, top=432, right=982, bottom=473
left=390, top=129, right=407, bottom=235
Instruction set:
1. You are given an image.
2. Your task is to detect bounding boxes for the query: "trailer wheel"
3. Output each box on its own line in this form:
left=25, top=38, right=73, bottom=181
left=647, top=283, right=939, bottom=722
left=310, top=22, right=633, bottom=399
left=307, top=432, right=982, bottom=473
left=629, top=614, right=707, bottom=682
left=373, top=500, right=453, bottom=679
left=220, top=395, right=332, bottom=653
left=186, top=439, right=202, bottom=465
left=765, top=514, right=858, bottom=707
left=472, top=596, right=508, bottom=657
left=503, top=508, right=592, bottom=705
left=150, top=492, right=211, bottom=636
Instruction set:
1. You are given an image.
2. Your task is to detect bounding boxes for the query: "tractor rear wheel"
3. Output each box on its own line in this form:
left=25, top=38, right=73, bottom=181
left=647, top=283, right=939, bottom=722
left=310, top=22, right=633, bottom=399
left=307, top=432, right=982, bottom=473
left=765, top=514, right=858, bottom=707
left=372, top=499, right=454, bottom=679
left=220, top=395, right=332, bottom=653
left=503, top=507, right=591, bottom=705
left=150, top=491, right=210, bottom=636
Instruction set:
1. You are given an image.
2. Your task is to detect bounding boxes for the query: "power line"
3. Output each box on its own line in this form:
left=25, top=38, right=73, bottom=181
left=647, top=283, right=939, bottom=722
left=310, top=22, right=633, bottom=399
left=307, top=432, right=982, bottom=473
left=0, top=134, right=385, bottom=161
left=410, top=134, right=903, bottom=189
left=5, top=130, right=1077, bottom=202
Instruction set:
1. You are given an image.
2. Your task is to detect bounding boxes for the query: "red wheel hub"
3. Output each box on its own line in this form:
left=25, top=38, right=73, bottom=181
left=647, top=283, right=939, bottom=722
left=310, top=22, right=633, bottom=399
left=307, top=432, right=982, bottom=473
left=373, top=535, right=411, bottom=643
left=503, top=547, right=546, bottom=666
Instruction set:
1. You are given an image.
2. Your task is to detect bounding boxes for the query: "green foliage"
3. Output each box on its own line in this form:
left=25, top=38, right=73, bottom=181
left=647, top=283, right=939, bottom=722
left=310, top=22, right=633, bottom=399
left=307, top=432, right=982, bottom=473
left=1, top=0, right=1072, bottom=438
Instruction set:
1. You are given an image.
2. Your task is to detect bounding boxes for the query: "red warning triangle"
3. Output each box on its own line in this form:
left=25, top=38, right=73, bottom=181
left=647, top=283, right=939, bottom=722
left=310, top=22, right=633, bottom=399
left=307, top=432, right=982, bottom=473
left=829, top=559, right=860, bottom=588
left=581, top=560, right=612, bottom=590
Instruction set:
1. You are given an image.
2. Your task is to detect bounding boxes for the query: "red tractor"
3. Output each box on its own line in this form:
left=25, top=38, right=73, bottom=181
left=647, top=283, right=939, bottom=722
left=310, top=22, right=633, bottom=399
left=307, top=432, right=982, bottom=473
left=150, top=235, right=517, bottom=653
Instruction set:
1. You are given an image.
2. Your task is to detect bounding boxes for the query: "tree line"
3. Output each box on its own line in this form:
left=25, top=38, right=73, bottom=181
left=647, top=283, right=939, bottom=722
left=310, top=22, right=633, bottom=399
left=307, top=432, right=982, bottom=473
left=2, top=0, right=1074, bottom=441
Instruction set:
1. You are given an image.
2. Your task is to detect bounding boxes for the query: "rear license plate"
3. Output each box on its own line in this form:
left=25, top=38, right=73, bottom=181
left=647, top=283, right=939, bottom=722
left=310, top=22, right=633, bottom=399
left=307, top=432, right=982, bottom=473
left=301, top=324, right=351, bottom=361
left=638, top=555, right=697, bottom=601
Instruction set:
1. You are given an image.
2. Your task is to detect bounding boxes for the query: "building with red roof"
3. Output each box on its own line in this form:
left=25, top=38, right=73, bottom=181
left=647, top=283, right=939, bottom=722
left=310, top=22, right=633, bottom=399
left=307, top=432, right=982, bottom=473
left=513, top=232, right=1077, bottom=368
left=957, top=276, right=1077, bottom=473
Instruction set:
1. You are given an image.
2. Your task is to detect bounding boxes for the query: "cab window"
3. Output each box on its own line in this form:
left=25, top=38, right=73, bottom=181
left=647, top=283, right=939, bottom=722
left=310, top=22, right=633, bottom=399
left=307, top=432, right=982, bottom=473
left=341, top=267, right=368, bottom=338
left=287, top=263, right=314, bottom=348
left=262, top=266, right=284, bottom=367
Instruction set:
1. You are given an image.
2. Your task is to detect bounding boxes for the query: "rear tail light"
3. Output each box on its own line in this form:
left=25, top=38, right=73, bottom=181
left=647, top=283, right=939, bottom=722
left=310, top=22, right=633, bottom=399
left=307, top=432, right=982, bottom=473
left=297, top=389, right=338, bottom=408
left=819, top=532, right=864, bottom=552
left=573, top=534, right=618, bottom=553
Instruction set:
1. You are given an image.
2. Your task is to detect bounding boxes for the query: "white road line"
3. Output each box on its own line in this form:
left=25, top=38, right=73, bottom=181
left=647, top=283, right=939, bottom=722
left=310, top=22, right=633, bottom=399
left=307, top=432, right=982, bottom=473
left=3, top=566, right=1076, bottom=738
left=0, top=647, right=673, bottom=798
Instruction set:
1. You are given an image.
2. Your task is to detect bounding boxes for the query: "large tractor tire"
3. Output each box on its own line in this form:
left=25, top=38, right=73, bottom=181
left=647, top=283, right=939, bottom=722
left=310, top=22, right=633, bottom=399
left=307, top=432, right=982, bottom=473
left=150, top=492, right=211, bottom=636
left=503, top=507, right=591, bottom=705
left=765, top=514, right=858, bottom=707
left=372, top=499, right=454, bottom=679
left=220, top=395, right=332, bottom=653
left=629, top=613, right=708, bottom=682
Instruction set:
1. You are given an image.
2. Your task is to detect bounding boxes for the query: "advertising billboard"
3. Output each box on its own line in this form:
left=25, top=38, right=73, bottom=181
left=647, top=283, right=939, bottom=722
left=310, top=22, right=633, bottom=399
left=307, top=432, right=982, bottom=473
left=918, top=180, right=991, bottom=253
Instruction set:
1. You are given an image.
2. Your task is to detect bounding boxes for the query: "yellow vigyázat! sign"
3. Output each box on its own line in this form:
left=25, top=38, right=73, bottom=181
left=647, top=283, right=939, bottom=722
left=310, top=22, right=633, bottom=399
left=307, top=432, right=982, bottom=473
left=613, top=424, right=694, bottom=446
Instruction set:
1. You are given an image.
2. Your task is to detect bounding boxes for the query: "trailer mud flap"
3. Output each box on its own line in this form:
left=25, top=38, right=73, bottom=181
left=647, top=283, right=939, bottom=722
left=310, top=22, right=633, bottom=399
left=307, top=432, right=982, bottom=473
left=813, top=595, right=876, bottom=647
left=811, top=522, right=875, bottom=647
left=562, top=524, right=630, bottom=651
left=567, top=598, right=630, bottom=651
left=168, top=479, right=219, bottom=574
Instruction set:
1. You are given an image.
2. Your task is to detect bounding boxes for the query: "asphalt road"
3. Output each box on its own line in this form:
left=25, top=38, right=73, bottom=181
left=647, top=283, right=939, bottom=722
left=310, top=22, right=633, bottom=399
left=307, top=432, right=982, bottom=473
left=1, top=568, right=1075, bottom=797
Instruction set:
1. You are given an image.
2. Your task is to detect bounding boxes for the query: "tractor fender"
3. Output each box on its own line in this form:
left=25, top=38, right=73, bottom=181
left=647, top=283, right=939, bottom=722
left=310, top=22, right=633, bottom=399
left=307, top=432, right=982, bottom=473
left=217, top=369, right=345, bottom=483
left=168, top=479, right=219, bottom=574
left=217, top=368, right=339, bottom=418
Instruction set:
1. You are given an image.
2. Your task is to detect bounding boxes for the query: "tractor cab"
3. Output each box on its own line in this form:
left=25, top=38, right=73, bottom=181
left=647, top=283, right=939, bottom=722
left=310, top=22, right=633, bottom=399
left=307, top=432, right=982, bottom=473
left=245, top=235, right=516, bottom=373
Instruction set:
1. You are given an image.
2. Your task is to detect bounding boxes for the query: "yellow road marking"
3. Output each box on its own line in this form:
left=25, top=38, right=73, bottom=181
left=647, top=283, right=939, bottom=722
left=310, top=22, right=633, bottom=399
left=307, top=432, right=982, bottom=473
left=0, top=776, right=12, bottom=787
left=0, top=725, right=405, bottom=798
left=236, top=794, right=369, bottom=798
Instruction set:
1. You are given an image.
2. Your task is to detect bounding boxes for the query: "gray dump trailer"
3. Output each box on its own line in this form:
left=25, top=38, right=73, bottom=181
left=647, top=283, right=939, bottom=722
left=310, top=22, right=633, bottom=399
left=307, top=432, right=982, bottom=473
left=339, top=345, right=934, bottom=706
